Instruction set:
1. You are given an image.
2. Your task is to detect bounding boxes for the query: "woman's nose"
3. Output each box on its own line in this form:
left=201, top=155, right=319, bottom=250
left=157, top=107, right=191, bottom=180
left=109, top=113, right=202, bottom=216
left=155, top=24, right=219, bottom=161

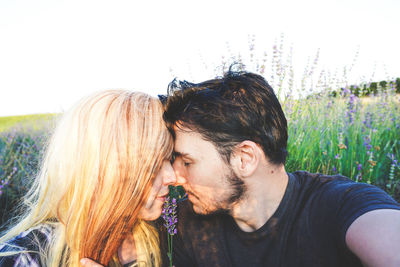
left=172, top=160, right=187, bottom=185
left=162, top=162, right=177, bottom=185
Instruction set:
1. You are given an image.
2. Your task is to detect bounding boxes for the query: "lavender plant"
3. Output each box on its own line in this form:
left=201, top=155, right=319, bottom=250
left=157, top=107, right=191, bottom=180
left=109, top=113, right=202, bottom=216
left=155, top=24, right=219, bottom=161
left=161, top=186, right=187, bottom=267
left=162, top=196, right=177, bottom=267
left=0, top=121, right=52, bottom=229
left=285, top=83, right=400, bottom=199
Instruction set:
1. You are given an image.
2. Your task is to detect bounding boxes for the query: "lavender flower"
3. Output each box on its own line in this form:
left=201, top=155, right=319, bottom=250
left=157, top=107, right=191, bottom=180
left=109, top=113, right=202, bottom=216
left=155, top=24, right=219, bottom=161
left=363, top=136, right=372, bottom=151
left=0, top=166, right=18, bottom=196
left=162, top=196, right=178, bottom=267
left=346, top=93, right=357, bottom=124
left=326, top=100, right=332, bottom=109
left=363, top=112, right=373, bottom=129
left=162, top=197, right=177, bottom=235
left=388, top=154, right=399, bottom=182
left=357, top=163, right=362, bottom=171
left=355, top=163, right=363, bottom=182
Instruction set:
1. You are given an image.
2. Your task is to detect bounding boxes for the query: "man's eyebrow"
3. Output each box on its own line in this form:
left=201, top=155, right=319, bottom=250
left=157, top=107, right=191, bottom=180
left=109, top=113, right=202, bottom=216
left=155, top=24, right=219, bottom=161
left=173, top=151, right=191, bottom=158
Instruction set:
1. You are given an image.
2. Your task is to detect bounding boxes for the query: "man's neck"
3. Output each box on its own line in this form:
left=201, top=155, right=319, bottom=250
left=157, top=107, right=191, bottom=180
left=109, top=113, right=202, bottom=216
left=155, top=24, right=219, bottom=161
left=230, top=164, right=289, bottom=232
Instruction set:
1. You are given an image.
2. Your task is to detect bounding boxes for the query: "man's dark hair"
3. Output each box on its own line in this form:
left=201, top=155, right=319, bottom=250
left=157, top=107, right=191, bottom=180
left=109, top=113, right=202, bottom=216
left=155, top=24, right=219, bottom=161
left=163, top=66, right=288, bottom=165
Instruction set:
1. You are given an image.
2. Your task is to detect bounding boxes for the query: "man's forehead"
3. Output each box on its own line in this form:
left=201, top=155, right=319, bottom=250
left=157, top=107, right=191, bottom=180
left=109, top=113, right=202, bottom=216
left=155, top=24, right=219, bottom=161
left=172, top=133, right=195, bottom=156
left=172, top=125, right=206, bottom=157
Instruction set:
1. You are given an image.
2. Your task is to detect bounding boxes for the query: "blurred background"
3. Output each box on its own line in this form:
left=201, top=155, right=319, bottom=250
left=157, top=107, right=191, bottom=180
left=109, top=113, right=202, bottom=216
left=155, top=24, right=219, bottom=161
left=0, top=0, right=399, bottom=116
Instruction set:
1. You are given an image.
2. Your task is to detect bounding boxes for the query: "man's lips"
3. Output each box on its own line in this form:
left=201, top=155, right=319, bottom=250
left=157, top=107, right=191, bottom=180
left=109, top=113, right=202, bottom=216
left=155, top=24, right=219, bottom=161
left=186, top=191, right=199, bottom=201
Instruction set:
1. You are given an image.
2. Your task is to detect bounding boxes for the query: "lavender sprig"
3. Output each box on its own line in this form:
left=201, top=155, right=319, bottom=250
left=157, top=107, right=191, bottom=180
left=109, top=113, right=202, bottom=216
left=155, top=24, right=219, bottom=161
left=162, top=197, right=177, bottom=235
left=0, top=166, right=17, bottom=196
left=162, top=196, right=177, bottom=267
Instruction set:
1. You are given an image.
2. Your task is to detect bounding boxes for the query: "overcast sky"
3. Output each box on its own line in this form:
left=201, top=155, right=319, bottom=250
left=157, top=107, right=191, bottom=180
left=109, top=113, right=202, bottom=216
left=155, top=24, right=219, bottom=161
left=0, top=0, right=399, bottom=116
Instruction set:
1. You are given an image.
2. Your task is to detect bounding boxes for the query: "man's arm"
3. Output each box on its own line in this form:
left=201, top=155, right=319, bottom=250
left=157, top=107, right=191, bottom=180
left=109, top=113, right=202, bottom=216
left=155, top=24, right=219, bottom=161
left=346, top=209, right=400, bottom=267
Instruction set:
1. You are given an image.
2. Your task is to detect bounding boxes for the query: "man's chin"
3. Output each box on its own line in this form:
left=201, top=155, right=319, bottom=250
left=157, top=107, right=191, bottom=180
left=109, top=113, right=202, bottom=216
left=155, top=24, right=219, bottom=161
left=191, top=203, right=229, bottom=216
left=192, top=204, right=209, bottom=215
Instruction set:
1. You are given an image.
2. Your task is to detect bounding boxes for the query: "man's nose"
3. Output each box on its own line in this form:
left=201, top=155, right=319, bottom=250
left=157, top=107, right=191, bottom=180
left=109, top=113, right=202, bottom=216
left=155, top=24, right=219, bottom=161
left=172, top=161, right=187, bottom=185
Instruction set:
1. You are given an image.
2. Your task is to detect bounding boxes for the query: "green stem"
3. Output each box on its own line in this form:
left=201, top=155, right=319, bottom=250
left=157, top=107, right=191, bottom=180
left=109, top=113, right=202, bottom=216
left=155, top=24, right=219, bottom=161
left=170, top=235, right=173, bottom=266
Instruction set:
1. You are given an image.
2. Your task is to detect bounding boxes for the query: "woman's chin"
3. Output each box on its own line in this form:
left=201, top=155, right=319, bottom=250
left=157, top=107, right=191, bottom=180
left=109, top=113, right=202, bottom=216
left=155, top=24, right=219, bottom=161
left=139, top=202, right=164, bottom=221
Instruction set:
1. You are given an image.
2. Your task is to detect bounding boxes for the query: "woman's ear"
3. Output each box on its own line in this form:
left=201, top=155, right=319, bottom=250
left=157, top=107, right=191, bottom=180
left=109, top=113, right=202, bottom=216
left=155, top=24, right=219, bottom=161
left=230, top=140, right=261, bottom=177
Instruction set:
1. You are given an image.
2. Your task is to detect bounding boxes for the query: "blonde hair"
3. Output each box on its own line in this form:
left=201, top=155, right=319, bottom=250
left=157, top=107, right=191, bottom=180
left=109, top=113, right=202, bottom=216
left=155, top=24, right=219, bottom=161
left=0, top=90, right=173, bottom=266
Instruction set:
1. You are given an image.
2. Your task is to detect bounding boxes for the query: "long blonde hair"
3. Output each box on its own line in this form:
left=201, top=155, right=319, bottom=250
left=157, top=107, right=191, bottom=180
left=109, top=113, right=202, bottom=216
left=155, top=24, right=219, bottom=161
left=0, top=90, right=173, bottom=266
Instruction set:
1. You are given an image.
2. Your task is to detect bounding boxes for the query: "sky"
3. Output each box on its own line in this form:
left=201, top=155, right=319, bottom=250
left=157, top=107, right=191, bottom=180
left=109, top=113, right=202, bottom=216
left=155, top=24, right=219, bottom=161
left=0, top=0, right=399, bottom=116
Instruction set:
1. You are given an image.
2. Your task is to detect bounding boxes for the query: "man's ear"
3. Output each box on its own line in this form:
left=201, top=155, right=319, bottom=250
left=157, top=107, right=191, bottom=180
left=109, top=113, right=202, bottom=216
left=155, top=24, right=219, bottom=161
left=230, top=140, right=261, bottom=177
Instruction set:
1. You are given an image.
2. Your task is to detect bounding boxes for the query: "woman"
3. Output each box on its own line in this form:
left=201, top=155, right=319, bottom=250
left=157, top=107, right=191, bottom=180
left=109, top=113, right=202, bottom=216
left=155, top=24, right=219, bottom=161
left=0, top=90, right=176, bottom=266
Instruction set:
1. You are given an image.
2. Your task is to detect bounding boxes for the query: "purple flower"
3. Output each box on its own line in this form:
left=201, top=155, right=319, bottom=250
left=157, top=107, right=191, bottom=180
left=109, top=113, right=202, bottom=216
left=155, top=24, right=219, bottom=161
left=162, top=196, right=178, bottom=236
left=388, top=154, right=399, bottom=167
left=335, top=154, right=340, bottom=159
left=363, top=112, right=373, bottom=129
left=363, top=136, right=372, bottom=151
left=346, top=94, right=357, bottom=124
left=162, top=196, right=178, bottom=267
left=357, top=163, right=362, bottom=171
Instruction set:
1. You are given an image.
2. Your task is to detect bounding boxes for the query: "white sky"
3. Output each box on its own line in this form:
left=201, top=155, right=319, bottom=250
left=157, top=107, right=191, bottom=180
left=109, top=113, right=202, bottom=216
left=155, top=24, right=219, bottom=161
left=0, top=0, right=399, bottom=116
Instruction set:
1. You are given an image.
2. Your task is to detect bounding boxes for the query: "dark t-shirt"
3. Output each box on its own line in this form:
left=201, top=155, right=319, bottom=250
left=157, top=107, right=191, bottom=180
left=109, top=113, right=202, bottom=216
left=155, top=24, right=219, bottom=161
left=161, top=171, right=400, bottom=267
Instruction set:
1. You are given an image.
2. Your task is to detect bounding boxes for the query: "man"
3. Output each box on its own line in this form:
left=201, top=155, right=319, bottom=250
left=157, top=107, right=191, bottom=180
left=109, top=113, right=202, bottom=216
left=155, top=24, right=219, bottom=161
left=81, top=69, right=400, bottom=267
left=160, top=69, right=400, bottom=266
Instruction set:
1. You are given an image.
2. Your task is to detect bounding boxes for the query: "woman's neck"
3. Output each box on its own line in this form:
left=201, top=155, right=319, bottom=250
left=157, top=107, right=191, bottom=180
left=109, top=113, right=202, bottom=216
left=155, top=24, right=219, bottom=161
left=118, top=235, right=137, bottom=264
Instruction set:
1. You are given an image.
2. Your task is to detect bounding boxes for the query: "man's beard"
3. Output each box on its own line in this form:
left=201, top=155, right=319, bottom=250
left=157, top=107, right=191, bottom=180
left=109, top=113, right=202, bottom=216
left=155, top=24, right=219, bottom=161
left=227, top=167, right=246, bottom=204
left=200, top=168, right=246, bottom=216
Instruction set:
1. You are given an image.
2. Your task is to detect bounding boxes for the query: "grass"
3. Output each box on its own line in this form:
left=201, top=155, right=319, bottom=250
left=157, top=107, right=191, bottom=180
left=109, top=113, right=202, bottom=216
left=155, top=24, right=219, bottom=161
left=0, top=115, right=57, bottom=228
left=0, top=113, right=58, bottom=133
left=284, top=90, right=400, bottom=199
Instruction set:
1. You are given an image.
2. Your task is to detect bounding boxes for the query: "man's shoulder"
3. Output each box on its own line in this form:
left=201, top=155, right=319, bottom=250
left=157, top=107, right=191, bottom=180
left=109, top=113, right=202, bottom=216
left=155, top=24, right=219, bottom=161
left=289, top=171, right=400, bottom=251
left=292, top=170, right=354, bottom=184
left=292, top=171, right=400, bottom=220
left=291, top=170, right=379, bottom=195
left=290, top=170, right=399, bottom=213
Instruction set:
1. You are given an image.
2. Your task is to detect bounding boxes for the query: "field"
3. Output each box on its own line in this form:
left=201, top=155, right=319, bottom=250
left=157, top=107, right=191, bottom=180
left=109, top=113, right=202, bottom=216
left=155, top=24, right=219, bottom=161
left=0, top=113, right=57, bottom=133
left=0, top=114, right=58, bottom=228
left=0, top=88, right=399, bottom=228
left=284, top=92, right=400, bottom=195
